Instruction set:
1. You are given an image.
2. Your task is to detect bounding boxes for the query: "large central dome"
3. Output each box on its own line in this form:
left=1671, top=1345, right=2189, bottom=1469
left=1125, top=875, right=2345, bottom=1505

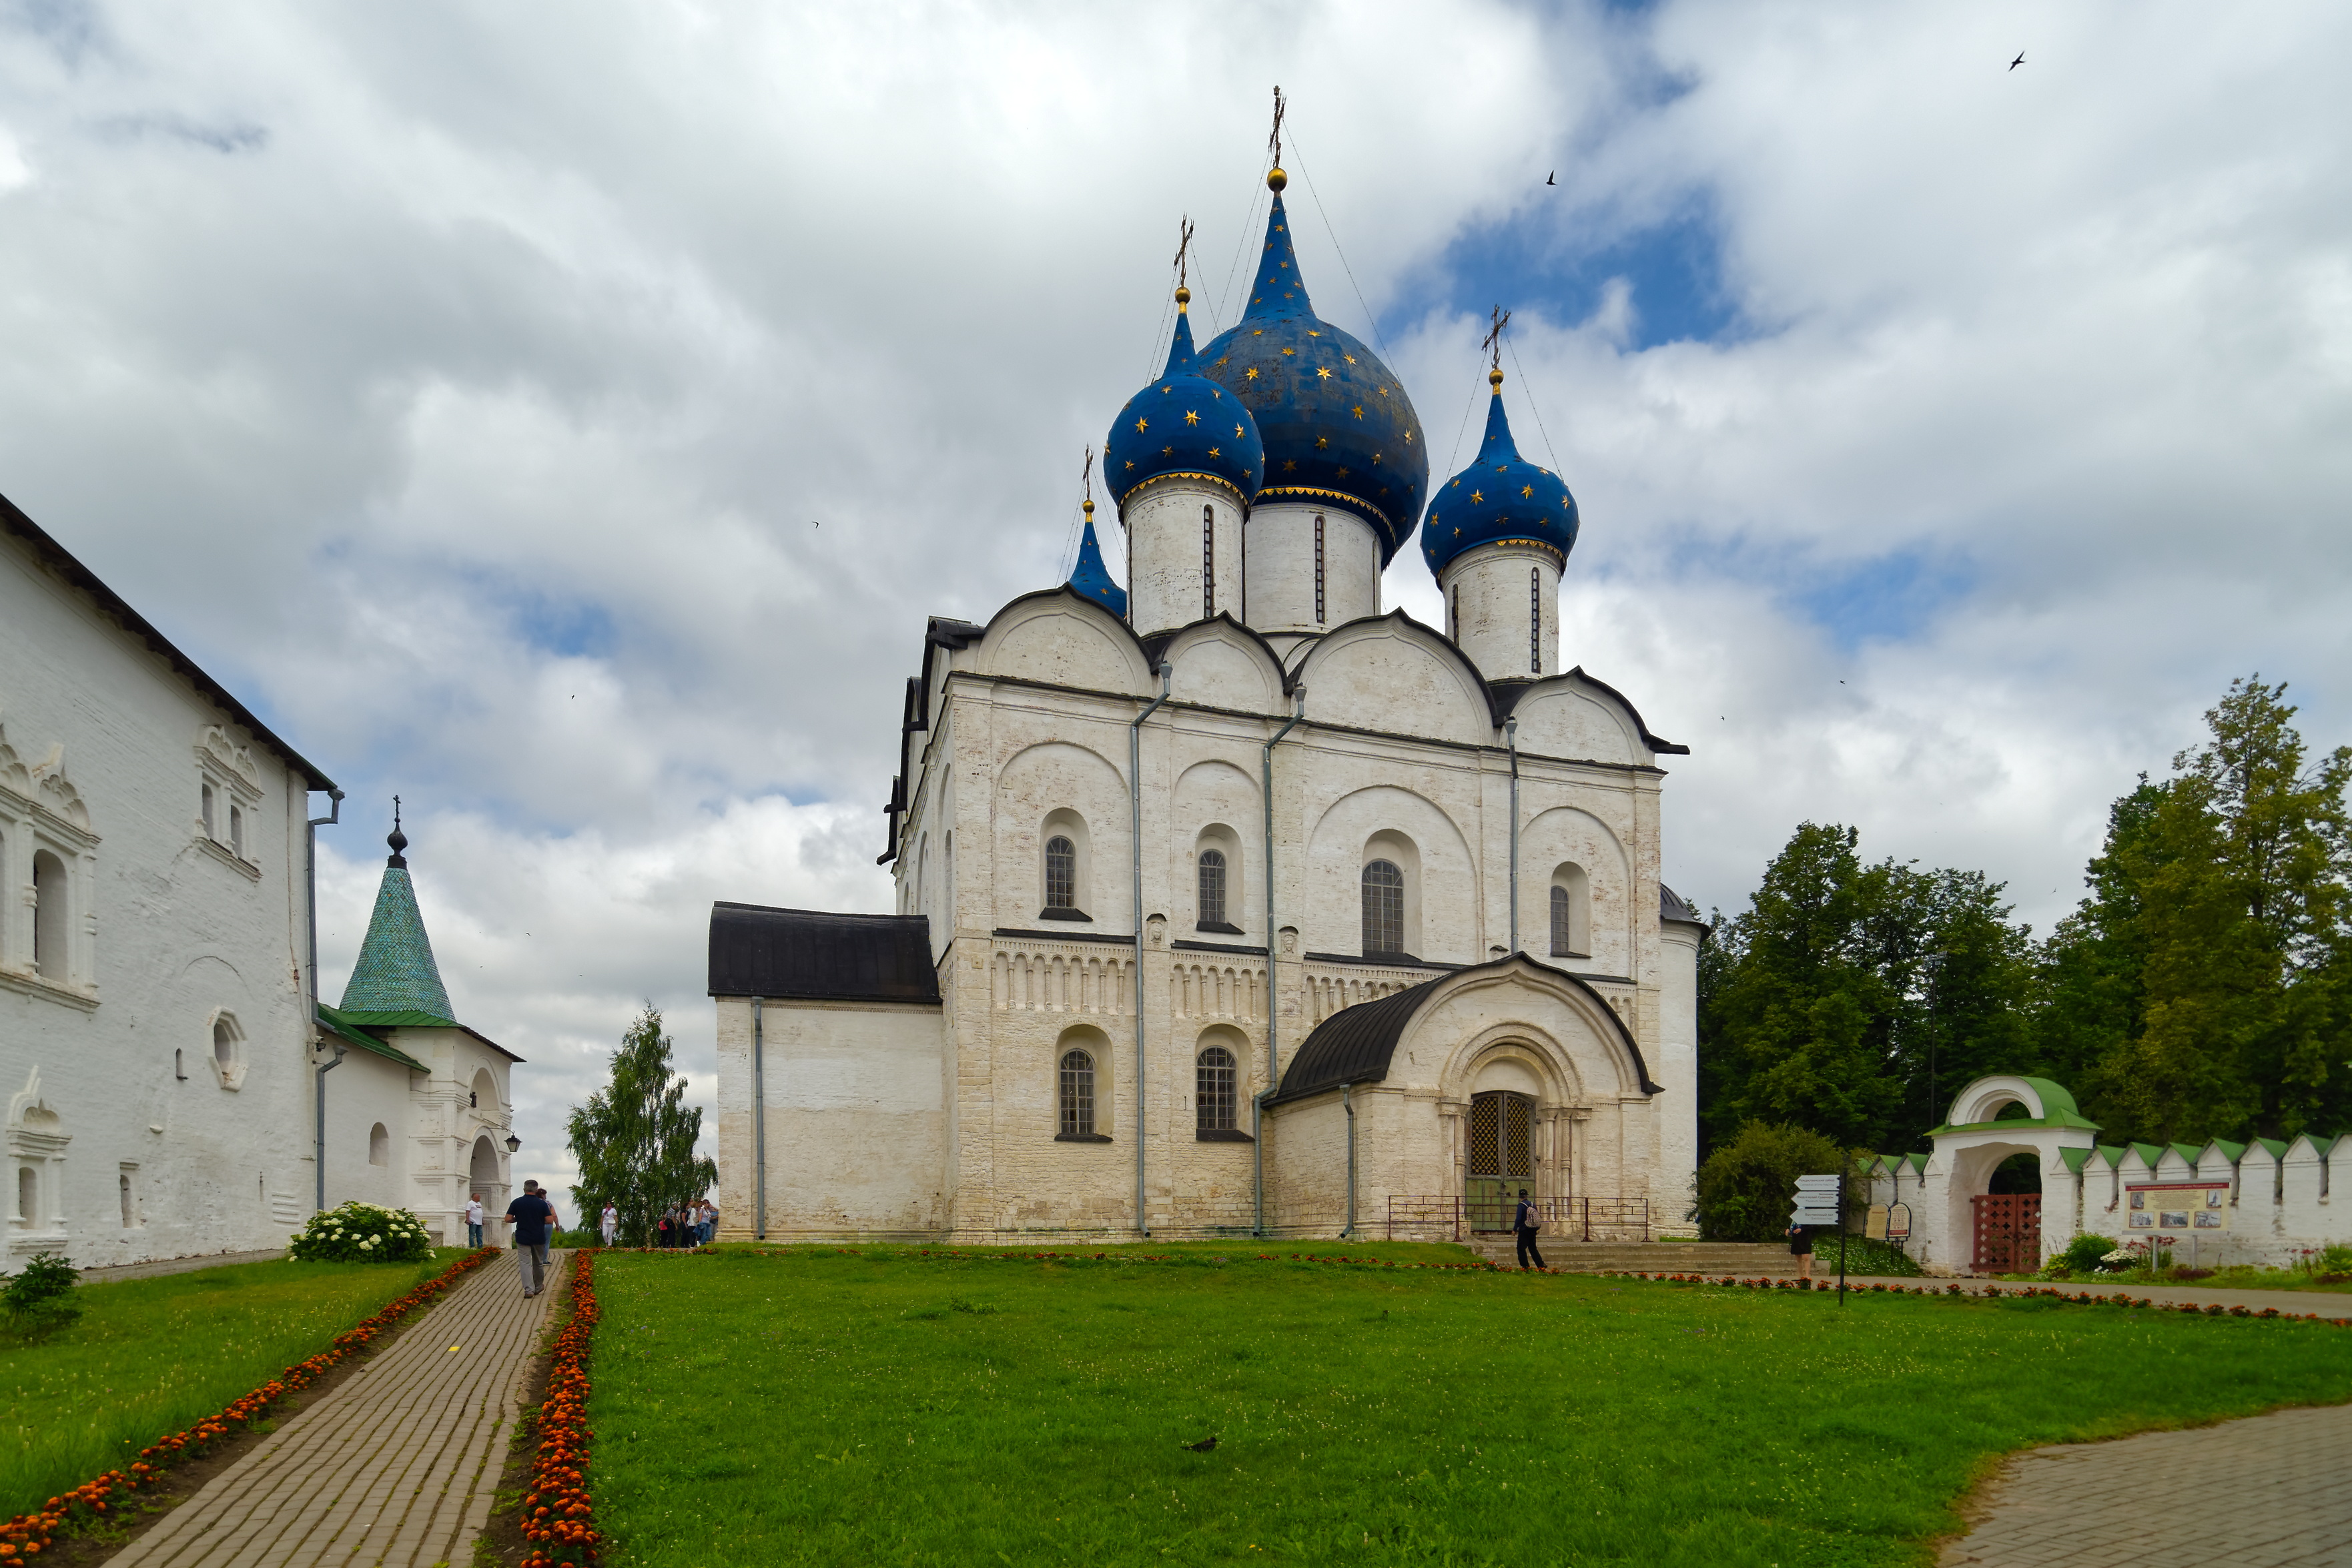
left=1197, top=189, right=1428, bottom=564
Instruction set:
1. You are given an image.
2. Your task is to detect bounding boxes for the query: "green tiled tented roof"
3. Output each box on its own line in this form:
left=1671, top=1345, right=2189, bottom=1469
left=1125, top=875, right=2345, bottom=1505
left=340, top=864, right=456, bottom=1021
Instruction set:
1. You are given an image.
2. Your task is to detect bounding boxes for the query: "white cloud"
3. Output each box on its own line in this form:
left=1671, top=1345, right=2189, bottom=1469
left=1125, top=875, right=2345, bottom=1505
left=3, top=0, right=2347, bottom=1167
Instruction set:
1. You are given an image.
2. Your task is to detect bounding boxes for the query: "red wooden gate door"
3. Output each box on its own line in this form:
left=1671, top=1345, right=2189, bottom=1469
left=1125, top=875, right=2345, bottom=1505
left=1971, top=1194, right=2042, bottom=1272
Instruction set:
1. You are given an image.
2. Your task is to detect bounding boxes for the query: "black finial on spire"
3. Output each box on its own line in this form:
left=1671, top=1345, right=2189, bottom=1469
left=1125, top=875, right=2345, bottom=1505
left=387, top=794, right=408, bottom=869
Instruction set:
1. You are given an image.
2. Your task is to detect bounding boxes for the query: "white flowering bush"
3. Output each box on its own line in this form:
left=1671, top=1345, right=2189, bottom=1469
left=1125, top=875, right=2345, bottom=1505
left=287, top=1200, right=434, bottom=1262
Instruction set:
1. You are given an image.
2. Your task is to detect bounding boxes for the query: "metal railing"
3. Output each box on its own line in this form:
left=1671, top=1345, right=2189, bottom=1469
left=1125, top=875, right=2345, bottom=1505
left=1386, top=1195, right=1651, bottom=1242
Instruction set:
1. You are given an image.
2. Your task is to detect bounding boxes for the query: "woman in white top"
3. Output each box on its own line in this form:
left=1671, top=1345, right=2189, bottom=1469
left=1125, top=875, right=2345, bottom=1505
left=599, top=1202, right=619, bottom=1248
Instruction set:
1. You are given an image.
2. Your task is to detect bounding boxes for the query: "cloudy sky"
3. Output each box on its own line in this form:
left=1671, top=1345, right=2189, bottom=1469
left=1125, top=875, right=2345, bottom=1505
left=5, top=1, right=2346, bottom=1190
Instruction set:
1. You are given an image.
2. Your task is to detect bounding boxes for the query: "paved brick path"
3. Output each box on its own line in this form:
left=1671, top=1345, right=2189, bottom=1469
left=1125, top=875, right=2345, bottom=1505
left=1942, top=1401, right=2352, bottom=1566
left=112, top=1251, right=561, bottom=1568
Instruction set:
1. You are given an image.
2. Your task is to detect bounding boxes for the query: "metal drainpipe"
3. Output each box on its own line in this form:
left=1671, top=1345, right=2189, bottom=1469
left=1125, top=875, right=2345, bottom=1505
left=1131, top=661, right=1173, bottom=1237
left=306, top=787, right=344, bottom=1214
left=1253, top=685, right=1308, bottom=1236
left=1505, top=717, right=1520, bottom=955
left=753, top=996, right=767, bottom=1240
left=1342, top=1083, right=1358, bottom=1240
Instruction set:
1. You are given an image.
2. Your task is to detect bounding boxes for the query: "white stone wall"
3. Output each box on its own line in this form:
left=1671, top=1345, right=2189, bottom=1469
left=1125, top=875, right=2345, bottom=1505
left=3, top=530, right=322, bottom=1268
left=1241, top=502, right=1380, bottom=635
left=1119, top=478, right=1246, bottom=637
left=1440, top=543, right=1560, bottom=682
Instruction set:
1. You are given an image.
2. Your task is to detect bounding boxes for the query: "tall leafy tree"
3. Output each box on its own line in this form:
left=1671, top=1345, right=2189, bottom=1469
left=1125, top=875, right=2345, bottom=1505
left=2048, top=678, right=2352, bottom=1142
left=566, top=1005, right=717, bottom=1247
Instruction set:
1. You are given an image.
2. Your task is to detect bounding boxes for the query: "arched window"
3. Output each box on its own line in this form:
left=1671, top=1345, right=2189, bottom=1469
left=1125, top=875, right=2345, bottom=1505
left=1044, top=835, right=1078, bottom=913
left=1362, top=861, right=1405, bottom=956
left=1058, top=1050, right=1096, bottom=1138
left=1197, top=848, right=1227, bottom=929
left=31, top=849, right=67, bottom=980
left=1196, top=1046, right=1237, bottom=1134
left=368, top=1123, right=390, bottom=1167
left=1549, top=864, right=1589, bottom=959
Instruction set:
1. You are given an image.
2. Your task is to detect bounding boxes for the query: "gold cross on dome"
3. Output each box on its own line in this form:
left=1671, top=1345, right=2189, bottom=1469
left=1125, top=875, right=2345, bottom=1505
left=1482, top=304, right=1512, bottom=372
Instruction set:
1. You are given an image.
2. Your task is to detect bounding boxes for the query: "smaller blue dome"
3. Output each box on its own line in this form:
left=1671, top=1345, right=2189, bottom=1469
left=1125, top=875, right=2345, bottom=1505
left=1066, top=508, right=1127, bottom=618
left=1104, top=302, right=1264, bottom=511
left=1421, top=372, right=1579, bottom=579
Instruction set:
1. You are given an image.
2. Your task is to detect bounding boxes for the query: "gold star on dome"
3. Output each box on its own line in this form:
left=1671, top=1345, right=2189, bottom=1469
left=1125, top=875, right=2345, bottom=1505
left=1282, top=347, right=1296, bottom=356
left=1350, top=406, right=1364, bottom=419
left=1471, top=490, right=1484, bottom=504
left=1316, top=367, right=1332, bottom=380
left=1372, top=452, right=1382, bottom=464
left=1336, top=467, right=1349, bottom=478
left=1134, top=417, right=1148, bottom=433
left=1451, top=478, right=1461, bottom=488
left=1282, top=460, right=1298, bottom=472
left=1234, top=424, right=1245, bottom=438
left=1124, top=460, right=1134, bottom=470
left=1377, top=386, right=1389, bottom=397
left=1215, top=357, right=1229, bottom=368
left=1245, top=368, right=1260, bottom=381
left=1315, top=436, right=1329, bottom=449
left=1184, top=410, right=1200, bottom=426
left=1521, top=485, right=1534, bottom=498
left=1307, top=329, right=1320, bottom=337
left=1404, top=431, right=1414, bottom=443
left=1252, top=329, right=1264, bottom=336
left=1208, top=446, right=1221, bottom=457
left=1343, top=353, right=1356, bottom=364
left=1162, top=446, right=1174, bottom=456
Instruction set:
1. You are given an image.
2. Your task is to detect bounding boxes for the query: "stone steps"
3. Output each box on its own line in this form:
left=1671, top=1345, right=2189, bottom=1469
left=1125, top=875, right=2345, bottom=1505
left=1457, top=1237, right=1802, bottom=1275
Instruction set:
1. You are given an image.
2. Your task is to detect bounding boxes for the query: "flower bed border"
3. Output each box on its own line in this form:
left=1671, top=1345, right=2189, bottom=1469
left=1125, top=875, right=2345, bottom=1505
left=519, top=1249, right=601, bottom=1567
left=0, top=1246, right=499, bottom=1560
left=1603, top=1270, right=2352, bottom=1324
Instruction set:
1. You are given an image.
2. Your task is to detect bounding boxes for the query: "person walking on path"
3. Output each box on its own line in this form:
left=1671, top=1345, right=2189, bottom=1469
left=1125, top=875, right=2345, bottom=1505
left=505, top=1180, right=558, bottom=1297
left=1788, top=1222, right=1815, bottom=1281
left=463, top=1194, right=485, bottom=1249
left=599, top=1202, right=619, bottom=1248
left=1513, top=1188, right=1547, bottom=1272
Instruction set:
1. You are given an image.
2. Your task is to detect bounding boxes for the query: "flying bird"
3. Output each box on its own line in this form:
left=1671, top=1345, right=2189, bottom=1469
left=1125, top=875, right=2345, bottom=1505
left=2010, top=51, right=2025, bottom=69
left=1545, top=171, right=1556, bottom=185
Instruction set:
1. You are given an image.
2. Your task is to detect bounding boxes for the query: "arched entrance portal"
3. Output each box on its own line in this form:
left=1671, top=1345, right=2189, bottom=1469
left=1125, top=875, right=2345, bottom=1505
left=1466, top=1091, right=1534, bottom=1231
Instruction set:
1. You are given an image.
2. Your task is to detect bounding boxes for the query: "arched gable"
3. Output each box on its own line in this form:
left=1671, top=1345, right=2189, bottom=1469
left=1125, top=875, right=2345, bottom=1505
left=1269, top=954, right=1662, bottom=1106
left=1519, top=805, right=1633, bottom=974
left=1156, top=616, right=1286, bottom=713
left=975, top=589, right=1156, bottom=696
left=993, top=740, right=1130, bottom=931
left=1497, top=667, right=1686, bottom=765
left=1303, top=783, right=1477, bottom=963
left=1296, top=611, right=1490, bottom=747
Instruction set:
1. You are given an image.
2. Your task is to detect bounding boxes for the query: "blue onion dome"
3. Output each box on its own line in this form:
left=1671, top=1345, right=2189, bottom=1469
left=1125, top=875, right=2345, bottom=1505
left=1421, top=368, right=1579, bottom=578
left=1196, top=178, right=1429, bottom=564
left=1066, top=501, right=1128, bottom=618
left=1104, top=290, right=1264, bottom=512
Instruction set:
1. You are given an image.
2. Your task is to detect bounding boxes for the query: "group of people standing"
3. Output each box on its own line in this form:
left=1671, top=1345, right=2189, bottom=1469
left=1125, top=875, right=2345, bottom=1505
left=586, top=1196, right=717, bottom=1248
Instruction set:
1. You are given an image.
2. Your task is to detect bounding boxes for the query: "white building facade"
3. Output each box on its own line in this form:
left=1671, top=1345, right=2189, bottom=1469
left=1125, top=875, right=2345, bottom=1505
left=709, top=173, right=1703, bottom=1244
left=2, top=493, right=518, bottom=1268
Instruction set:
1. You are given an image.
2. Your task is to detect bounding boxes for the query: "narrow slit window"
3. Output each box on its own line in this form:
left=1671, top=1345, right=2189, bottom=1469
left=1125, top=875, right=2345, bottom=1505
left=201, top=783, right=216, bottom=839
left=1550, top=885, right=1573, bottom=957
left=1314, top=514, right=1326, bottom=624
left=1203, top=504, right=1216, bottom=619
left=1044, top=835, right=1078, bottom=912
left=1530, top=568, right=1541, bottom=674
left=1451, top=586, right=1459, bottom=640
left=1060, top=1050, right=1096, bottom=1138
left=1197, top=849, right=1226, bottom=927
left=1196, top=1046, right=1237, bottom=1134
left=1361, top=860, right=1404, bottom=956
left=229, top=804, right=245, bottom=859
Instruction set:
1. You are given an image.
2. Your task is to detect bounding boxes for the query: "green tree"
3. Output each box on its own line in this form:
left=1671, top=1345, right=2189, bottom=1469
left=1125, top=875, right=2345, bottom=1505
left=1699, top=823, right=2034, bottom=1152
left=566, top=1004, right=718, bottom=1247
left=2049, top=678, right=2352, bottom=1142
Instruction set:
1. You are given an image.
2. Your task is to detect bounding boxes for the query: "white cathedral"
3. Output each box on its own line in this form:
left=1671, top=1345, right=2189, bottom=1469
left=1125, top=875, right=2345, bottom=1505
left=711, top=168, right=1703, bottom=1242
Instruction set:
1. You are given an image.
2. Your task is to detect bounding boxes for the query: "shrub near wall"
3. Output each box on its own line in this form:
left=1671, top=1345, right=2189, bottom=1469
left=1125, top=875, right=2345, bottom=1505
left=287, top=1202, right=434, bottom=1263
left=1694, top=1122, right=1856, bottom=1241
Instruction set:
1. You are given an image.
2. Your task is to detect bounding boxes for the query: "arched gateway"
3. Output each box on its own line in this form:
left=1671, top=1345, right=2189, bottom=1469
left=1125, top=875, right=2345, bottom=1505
left=1262, top=953, right=1671, bottom=1240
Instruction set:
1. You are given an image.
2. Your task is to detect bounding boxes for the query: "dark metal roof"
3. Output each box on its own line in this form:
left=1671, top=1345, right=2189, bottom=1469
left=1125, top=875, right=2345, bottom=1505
left=1660, top=883, right=1703, bottom=924
left=707, top=903, right=941, bottom=1005
left=1269, top=953, right=1665, bottom=1105
left=1, top=489, right=338, bottom=791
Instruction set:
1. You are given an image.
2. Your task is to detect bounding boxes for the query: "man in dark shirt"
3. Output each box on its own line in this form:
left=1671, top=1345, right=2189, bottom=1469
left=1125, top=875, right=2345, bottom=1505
left=505, top=1180, right=560, bottom=1298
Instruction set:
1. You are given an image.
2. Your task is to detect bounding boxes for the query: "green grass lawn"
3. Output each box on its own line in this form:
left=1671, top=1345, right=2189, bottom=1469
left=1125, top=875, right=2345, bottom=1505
left=0, top=1249, right=466, bottom=1516
left=589, top=1246, right=2352, bottom=1567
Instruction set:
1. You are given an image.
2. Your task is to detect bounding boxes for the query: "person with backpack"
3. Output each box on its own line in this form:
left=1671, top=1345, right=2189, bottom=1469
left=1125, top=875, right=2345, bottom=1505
left=504, top=1180, right=559, bottom=1298
left=1513, top=1188, right=1547, bottom=1272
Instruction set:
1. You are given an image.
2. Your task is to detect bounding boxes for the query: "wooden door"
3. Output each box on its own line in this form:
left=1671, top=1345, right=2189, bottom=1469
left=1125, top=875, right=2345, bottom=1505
left=1971, top=1193, right=2042, bottom=1272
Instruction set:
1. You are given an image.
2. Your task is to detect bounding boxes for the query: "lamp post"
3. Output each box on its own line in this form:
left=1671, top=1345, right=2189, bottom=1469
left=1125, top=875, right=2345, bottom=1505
left=504, top=1132, right=521, bottom=1155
